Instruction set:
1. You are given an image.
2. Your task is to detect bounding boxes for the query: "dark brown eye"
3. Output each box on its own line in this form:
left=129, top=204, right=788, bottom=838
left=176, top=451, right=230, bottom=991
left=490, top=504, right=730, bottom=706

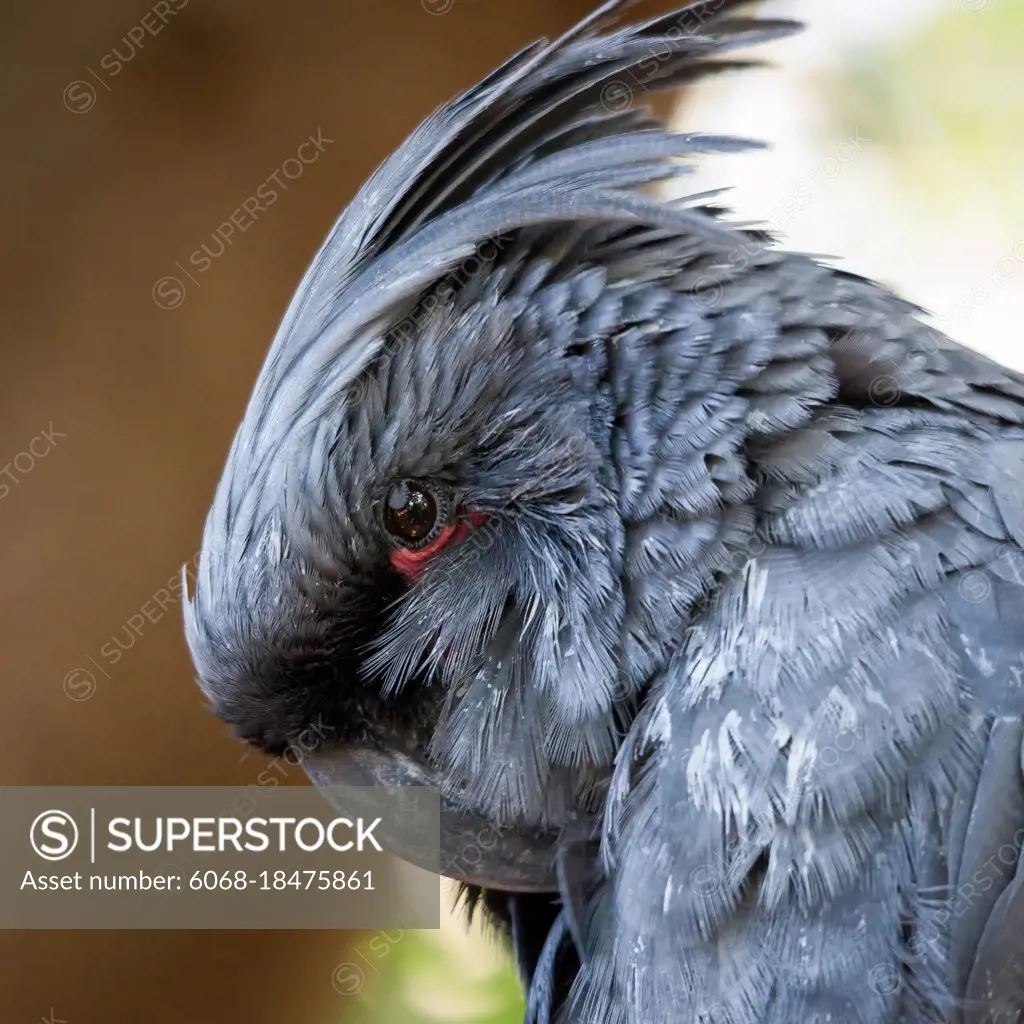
left=382, top=480, right=443, bottom=548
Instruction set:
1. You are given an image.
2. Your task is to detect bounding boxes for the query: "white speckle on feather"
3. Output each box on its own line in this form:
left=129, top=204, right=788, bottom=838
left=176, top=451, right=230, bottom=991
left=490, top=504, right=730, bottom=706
left=744, top=558, right=769, bottom=614
left=822, top=685, right=859, bottom=731
left=975, top=646, right=995, bottom=677
left=864, top=686, right=889, bottom=710
left=722, top=709, right=743, bottom=734
left=646, top=697, right=672, bottom=745
left=784, top=735, right=819, bottom=809
left=771, top=719, right=792, bottom=748
left=687, top=730, right=714, bottom=792
left=663, top=874, right=673, bottom=915
left=1009, top=657, right=1024, bottom=688
left=803, top=835, right=817, bottom=865
left=960, top=636, right=997, bottom=677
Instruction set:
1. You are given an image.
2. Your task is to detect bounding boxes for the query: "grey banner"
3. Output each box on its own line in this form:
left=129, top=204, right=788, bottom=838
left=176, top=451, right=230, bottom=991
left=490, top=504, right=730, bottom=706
left=1, top=786, right=440, bottom=929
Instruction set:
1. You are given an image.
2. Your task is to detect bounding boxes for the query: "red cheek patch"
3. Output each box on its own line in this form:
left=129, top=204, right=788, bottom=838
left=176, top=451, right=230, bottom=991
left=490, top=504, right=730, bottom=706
left=390, top=513, right=490, bottom=582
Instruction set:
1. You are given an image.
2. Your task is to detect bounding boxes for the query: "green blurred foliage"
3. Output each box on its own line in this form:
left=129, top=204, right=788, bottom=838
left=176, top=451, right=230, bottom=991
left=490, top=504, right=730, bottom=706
left=342, top=928, right=525, bottom=1024
left=824, top=0, right=1024, bottom=232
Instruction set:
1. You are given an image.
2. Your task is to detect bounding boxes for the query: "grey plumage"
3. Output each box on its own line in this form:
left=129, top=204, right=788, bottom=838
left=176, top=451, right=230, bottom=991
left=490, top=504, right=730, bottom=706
left=183, top=2, right=1024, bottom=1021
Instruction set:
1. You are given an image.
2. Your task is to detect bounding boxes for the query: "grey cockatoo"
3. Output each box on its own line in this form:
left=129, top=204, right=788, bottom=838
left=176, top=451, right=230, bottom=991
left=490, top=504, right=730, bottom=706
left=183, top=1, right=1024, bottom=1021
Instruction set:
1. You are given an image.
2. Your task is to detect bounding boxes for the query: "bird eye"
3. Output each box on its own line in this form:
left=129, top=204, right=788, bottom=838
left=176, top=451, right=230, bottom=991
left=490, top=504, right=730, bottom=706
left=382, top=480, right=447, bottom=548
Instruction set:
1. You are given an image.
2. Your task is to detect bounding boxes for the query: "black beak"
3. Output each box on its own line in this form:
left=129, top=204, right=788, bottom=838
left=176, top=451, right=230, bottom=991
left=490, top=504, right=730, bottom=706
left=304, top=743, right=572, bottom=892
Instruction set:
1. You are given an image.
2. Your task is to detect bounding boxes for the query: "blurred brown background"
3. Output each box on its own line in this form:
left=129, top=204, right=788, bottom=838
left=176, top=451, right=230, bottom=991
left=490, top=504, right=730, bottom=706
left=0, top=1, right=646, bottom=1020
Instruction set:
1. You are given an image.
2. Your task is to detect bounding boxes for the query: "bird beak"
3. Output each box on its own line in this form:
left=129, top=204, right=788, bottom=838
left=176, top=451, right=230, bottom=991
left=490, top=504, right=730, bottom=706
left=304, top=744, right=566, bottom=892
